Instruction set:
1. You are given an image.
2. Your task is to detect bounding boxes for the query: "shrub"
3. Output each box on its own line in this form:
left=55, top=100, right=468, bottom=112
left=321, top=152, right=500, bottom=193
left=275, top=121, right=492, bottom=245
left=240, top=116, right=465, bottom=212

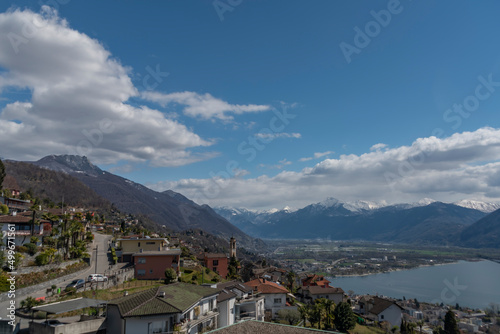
left=164, top=268, right=177, bottom=284
left=35, top=253, right=49, bottom=266
left=24, top=243, right=38, bottom=256
left=16, top=246, right=28, bottom=254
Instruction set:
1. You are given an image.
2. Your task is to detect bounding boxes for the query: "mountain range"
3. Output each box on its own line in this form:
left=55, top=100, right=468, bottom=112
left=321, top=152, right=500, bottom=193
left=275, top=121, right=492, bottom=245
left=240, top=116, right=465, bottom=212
left=4, top=155, right=265, bottom=251
left=215, top=197, right=500, bottom=248
left=4, top=154, right=500, bottom=249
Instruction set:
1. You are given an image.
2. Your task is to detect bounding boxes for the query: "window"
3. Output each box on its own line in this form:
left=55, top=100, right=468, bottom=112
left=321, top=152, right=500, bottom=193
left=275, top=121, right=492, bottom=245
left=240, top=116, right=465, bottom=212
left=209, top=300, right=214, bottom=311
left=380, top=315, right=384, bottom=320
left=138, top=242, right=141, bottom=247
left=274, top=298, right=282, bottom=304
left=213, top=260, right=219, bottom=266
left=138, top=258, right=146, bottom=264
left=137, top=269, right=146, bottom=276
left=146, top=241, right=155, bottom=245
left=325, top=295, right=329, bottom=299
left=213, top=267, right=218, bottom=274
left=150, top=269, right=153, bottom=273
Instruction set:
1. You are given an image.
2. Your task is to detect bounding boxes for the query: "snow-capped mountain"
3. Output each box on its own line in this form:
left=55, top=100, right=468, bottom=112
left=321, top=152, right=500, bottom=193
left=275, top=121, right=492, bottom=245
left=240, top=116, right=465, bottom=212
left=215, top=197, right=493, bottom=246
left=453, top=199, right=500, bottom=213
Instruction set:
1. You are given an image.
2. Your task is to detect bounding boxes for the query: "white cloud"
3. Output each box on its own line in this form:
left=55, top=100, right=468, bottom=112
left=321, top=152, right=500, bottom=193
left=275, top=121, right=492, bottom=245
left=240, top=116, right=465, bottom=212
left=142, top=91, right=270, bottom=121
left=0, top=7, right=215, bottom=166
left=254, top=132, right=302, bottom=140
left=370, top=143, right=387, bottom=151
left=299, top=150, right=334, bottom=162
left=149, top=127, right=500, bottom=210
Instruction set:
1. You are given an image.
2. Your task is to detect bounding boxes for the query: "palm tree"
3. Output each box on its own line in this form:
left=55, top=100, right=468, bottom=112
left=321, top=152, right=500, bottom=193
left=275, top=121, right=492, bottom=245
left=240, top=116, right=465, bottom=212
left=324, top=299, right=336, bottom=329
left=309, top=302, right=323, bottom=329
left=42, top=212, right=59, bottom=228
left=286, top=270, right=296, bottom=291
left=298, top=304, right=310, bottom=327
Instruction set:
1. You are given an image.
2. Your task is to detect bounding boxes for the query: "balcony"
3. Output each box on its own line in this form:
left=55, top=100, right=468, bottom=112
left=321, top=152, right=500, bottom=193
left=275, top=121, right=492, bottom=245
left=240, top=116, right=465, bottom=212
left=179, top=310, right=219, bottom=333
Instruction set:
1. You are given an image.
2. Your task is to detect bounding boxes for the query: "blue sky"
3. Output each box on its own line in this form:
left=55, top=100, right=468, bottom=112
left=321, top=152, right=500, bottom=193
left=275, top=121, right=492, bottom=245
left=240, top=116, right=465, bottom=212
left=1, top=1, right=500, bottom=210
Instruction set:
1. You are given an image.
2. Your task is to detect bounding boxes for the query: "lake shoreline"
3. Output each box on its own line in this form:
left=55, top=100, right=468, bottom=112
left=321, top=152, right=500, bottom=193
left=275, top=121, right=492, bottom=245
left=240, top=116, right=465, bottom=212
left=329, top=260, right=459, bottom=278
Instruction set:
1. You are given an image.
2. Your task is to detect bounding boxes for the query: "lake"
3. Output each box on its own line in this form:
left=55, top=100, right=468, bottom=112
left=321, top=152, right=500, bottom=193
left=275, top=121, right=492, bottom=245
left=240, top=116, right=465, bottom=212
left=329, top=260, right=500, bottom=310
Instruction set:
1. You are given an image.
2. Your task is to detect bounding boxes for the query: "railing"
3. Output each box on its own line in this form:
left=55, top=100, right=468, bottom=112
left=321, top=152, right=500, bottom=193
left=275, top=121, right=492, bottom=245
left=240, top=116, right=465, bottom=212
left=180, top=310, right=219, bottom=332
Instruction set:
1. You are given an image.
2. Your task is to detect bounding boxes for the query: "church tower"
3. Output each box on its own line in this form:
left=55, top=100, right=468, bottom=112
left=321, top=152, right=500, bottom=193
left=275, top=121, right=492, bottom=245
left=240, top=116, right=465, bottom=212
left=230, top=236, right=236, bottom=258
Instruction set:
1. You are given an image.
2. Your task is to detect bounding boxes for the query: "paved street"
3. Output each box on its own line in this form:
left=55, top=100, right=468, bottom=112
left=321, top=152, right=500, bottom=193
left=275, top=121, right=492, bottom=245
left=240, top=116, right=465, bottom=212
left=0, top=233, right=112, bottom=327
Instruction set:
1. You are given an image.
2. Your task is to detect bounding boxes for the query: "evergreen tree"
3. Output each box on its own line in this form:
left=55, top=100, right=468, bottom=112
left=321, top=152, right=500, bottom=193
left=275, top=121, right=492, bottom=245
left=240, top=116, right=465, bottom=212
left=444, top=310, right=459, bottom=334
left=333, top=301, right=356, bottom=332
left=227, top=256, right=240, bottom=279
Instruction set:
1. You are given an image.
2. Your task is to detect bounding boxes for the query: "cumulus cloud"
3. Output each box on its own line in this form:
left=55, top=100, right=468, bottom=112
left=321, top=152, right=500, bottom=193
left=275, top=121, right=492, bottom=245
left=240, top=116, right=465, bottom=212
left=142, top=91, right=271, bottom=121
left=0, top=7, right=219, bottom=166
left=370, top=143, right=388, bottom=151
left=149, top=127, right=500, bottom=210
left=299, top=150, right=334, bottom=162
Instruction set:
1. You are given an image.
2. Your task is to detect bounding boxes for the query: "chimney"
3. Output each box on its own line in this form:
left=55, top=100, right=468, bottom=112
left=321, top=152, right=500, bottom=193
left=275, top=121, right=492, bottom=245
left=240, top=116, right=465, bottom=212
left=124, top=291, right=128, bottom=296
left=12, top=212, right=17, bottom=216
left=159, top=291, right=166, bottom=298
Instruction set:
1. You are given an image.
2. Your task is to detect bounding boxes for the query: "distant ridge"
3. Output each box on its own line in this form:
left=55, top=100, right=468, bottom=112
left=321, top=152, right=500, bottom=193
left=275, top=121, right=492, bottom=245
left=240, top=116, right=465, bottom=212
left=216, top=198, right=495, bottom=247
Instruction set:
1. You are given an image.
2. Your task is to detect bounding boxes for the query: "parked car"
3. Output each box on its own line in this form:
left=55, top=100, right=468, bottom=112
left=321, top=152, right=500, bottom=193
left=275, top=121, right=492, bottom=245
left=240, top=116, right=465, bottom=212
left=65, top=279, right=85, bottom=290
left=88, top=274, right=108, bottom=282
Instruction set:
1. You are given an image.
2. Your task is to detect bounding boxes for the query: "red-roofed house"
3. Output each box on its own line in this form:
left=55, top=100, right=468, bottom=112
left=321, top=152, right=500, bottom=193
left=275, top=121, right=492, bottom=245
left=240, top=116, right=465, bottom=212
left=301, top=274, right=331, bottom=288
left=203, top=253, right=229, bottom=278
left=244, top=278, right=291, bottom=319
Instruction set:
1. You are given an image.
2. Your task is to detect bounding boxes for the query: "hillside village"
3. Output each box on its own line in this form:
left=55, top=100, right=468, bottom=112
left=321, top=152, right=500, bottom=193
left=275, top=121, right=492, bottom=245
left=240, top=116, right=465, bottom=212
left=0, top=160, right=499, bottom=334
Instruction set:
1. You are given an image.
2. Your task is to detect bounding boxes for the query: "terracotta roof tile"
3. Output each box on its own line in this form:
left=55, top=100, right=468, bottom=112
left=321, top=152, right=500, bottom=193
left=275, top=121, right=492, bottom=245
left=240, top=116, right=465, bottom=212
left=244, top=278, right=288, bottom=294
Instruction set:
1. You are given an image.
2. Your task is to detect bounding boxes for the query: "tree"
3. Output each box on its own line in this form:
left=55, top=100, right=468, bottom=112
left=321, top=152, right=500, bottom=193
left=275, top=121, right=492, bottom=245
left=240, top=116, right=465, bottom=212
left=444, top=310, right=459, bottom=334
left=164, top=268, right=177, bottom=284
left=286, top=270, right=296, bottom=291
left=277, top=308, right=301, bottom=325
left=0, top=159, right=5, bottom=190
left=0, top=204, right=8, bottom=215
left=308, top=303, right=323, bottom=329
left=333, top=301, right=356, bottom=333
left=323, top=299, right=336, bottom=328
left=227, top=256, right=240, bottom=279
left=415, top=298, right=420, bottom=309
left=298, top=304, right=310, bottom=326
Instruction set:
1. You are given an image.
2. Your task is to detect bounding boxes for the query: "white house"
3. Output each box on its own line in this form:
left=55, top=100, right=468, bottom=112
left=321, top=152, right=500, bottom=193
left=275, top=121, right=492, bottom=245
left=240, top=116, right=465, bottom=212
left=216, top=281, right=265, bottom=323
left=359, top=296, right=403, bottom=328
left=243, top=278, right=291, bottom=319
left=216, top=289, right=237, bottom=327
left=0, top=211, right=49, bottom=246
left=107, top=282, right=219, bottom=334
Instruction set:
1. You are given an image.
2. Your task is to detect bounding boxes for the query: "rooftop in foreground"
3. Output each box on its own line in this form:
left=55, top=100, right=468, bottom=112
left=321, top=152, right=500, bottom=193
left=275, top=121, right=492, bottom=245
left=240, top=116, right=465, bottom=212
left=207, top=320, right=340, bottom=333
